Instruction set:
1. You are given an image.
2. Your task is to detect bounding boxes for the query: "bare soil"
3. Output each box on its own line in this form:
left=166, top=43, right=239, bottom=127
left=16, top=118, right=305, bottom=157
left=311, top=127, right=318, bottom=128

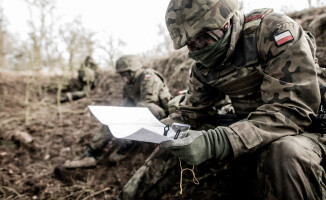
left=0, top=59, right=227, bottom=200
left=0, top=71, right=146, bottom=200
left=1, top=6, right=326, bottom=200
left=0, top=46, right=202, bottom=200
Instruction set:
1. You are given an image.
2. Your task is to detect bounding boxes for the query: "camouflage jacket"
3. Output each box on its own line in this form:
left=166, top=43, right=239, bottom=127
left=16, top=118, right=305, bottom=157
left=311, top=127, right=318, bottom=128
left=123, top=68, right=172, bottom=112
left=170, top=9, right=326, bottom=157
left=78, top=57, right=99, bottom=86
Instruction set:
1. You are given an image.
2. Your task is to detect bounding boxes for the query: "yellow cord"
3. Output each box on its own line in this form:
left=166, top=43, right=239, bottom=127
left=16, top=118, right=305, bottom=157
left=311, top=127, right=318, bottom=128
left=179, top=157, right=199, bottom=195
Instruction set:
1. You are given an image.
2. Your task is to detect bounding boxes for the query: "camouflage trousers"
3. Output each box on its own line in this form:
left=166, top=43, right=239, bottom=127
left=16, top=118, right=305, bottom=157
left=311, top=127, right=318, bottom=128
left=118, top=133, right=326, bottom=200
left=89, top=125, right=133, bottom=152
left=60, top=79, right=95, bottom=103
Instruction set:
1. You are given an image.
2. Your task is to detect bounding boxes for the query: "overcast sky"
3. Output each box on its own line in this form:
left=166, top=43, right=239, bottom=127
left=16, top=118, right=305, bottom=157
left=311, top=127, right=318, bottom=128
left=1, top=0, right=322, bottom=55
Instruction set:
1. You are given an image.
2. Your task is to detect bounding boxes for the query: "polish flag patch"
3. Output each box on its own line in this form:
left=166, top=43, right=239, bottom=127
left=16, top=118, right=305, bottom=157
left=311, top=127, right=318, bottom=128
left=145, top=74, right=151, bottom=79
left=178, top=90, right=187, bottom=95
left=274, top=30, right=294, bottom=46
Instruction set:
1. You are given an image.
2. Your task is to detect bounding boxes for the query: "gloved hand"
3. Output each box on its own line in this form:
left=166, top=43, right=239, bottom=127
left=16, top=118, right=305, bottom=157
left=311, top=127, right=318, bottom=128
left=159, top=127, right=232, bottom=165
left=145, top=103, right=166, bottom=119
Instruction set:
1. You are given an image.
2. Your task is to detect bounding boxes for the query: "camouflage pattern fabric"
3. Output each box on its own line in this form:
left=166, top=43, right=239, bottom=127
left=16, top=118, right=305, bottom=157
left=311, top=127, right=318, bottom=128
left=118, top=119, right=217, bottom=200
left=173, top=9, right=322, bottom=157
left=78, top=56, right=99, bottom=90
left=89, top=125, right=112, bottom=151
left=119, top=147, right=179, bottom=200
left=89, top=68, right=172, bottom=151
left=123, top=68, right=172, bottom=119
left=167, top=94, right=185, bottom=114
left=60, top=56, right=99, bottom=103
left=165, top=0, right=238, bottom=49
left=256, top=133, right=326, bottom=199
left=116, top=55, right=142, bottom=73
left=119, top=7, right=326, bottom=200
left=119, top=133, right=326, bottom=199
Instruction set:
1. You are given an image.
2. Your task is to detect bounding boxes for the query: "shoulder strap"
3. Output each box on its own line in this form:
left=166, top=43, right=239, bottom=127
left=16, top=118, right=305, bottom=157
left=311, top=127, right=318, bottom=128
left=146, top=68, right=165, bottom=82
left=243, top=8, right=273, bottom=34
left=232, top=9, right=274, bottom=68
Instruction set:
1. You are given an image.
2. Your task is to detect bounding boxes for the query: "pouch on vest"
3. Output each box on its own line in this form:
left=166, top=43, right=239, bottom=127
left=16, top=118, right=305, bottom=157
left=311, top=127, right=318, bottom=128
left=168, top=94, right=185, bottom=114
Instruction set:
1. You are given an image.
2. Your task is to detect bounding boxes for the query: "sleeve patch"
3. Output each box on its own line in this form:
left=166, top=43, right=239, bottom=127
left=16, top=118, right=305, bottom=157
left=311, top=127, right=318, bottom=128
left=245, top=14, right=265, bottom=23
left=274, top=30, right=294, bottom=47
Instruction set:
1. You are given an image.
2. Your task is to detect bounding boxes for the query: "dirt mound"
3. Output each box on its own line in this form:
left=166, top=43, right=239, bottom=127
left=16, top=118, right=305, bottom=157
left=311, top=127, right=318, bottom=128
left=1, top=6, right=326, bottom=200
left=288, top=6, right=326, bottom=67
left=144, top=49, right=193, bottom=96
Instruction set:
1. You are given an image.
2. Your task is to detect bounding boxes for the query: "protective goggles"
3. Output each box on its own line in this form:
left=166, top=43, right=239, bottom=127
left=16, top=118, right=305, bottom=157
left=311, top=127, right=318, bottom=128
left=186, top=22, right=230, bottom=51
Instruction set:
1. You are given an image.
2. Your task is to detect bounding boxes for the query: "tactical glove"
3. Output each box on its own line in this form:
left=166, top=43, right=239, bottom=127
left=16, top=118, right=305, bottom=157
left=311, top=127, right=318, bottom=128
left=159, top=127, right=232, bottom=165
left=145, top=103, right=166, bottom=119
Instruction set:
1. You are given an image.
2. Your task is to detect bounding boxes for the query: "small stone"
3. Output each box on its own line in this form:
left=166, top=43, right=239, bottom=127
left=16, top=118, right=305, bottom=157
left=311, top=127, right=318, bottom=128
left=44, top=154, right=50, bottom=160
left=13, top=131, right=33, bottom=144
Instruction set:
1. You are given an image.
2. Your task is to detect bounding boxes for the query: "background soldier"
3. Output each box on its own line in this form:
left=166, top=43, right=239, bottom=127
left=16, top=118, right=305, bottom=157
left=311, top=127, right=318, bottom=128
left=118, top=0, right=326, bottom=199
left=60, top=56, right=99, bottom=102
left=63, top=55, right=173, bottom=168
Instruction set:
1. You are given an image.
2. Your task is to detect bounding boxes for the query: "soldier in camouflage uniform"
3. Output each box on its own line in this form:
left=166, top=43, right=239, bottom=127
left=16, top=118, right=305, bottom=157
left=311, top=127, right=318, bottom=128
left=63, top=55, right=173, bottom=168
left=60, top=56, right=99, bottom=103
left=118, top=0, right=326, bottom=199
left=117, top=55, right=172, bottom=119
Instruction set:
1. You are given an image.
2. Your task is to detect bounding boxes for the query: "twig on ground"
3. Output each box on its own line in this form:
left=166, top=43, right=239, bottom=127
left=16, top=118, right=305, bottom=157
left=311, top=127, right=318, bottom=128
left=0, top=185, right=22, bottom=199
left=0, top=117, right=23, bottom=127
left=82, top=187, right=112, bottom=200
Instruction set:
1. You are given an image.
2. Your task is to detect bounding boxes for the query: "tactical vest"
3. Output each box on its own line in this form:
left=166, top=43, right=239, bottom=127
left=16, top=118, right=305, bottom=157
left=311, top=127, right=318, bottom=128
left=194, top=8, right=326, bottom=115
left=168, top=94, right=185, bottom=114
left=152, top=70, right=173, bottom=111
left=123, top=68, right=172, bottom=111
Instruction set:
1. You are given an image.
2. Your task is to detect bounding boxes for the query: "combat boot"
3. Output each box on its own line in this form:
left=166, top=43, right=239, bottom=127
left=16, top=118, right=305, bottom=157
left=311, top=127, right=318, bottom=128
left=108, top=142, right=139, bottom=163
left=60, top=92, right=73, bottom=103
left=63, top=146, right=98, bottom=168
left=60, top=91, right=86, bottom=103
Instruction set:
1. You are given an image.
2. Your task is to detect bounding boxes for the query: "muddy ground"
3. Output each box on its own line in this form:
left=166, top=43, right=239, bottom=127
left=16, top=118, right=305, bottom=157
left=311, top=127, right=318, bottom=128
left=1, top=6, right=326, bottom=200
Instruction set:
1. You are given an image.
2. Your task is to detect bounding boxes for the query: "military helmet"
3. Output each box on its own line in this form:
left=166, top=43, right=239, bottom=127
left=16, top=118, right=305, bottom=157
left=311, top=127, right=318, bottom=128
left=165, top=0, right=238, bottom=49
left=115, top=55, right=142, bottom=73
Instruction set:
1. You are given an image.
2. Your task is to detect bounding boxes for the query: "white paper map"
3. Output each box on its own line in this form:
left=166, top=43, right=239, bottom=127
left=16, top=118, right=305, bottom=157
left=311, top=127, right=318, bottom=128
left=88, top=106, right=177, bottom=143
